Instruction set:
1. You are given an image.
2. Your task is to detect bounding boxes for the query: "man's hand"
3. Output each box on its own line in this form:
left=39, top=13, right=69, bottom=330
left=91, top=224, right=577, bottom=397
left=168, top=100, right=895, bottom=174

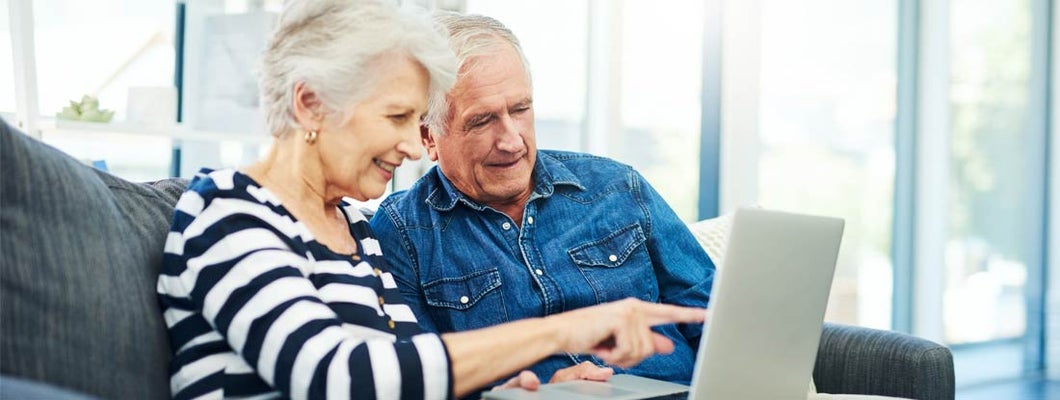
left=549, top=361, right=614, bottom=383
left=491, top=361, right=613, bottom=393
left=492, top=370, right=540, bottom=392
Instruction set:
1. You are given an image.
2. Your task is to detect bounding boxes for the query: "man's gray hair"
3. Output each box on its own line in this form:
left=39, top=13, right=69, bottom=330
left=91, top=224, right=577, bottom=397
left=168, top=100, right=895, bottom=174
left=425, top=11, right=532, bottom=134
left=259, top=0, right=457, bottom=138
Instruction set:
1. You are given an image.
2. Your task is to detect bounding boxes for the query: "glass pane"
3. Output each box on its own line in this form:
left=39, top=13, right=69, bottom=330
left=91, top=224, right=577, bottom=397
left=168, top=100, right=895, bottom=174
left=615, top=0, right=703, bottom=221
left=944, top=0, right=1031, bottom=344
left=756, top=0, right=897, bottom=328
left=33, top=0, right=175, bottom=122
left=0, top=0, right=15, bottom=113
left=465, top=0, right=588, bottom=151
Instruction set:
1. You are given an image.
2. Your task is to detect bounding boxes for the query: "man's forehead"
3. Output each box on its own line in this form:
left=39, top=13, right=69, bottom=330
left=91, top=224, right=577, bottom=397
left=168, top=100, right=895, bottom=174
left=450, top=83, right=530, bottom=115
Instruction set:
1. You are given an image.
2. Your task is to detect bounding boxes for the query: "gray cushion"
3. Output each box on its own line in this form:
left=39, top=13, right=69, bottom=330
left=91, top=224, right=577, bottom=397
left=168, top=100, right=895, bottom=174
left=1, top=120, right=188, bottom=399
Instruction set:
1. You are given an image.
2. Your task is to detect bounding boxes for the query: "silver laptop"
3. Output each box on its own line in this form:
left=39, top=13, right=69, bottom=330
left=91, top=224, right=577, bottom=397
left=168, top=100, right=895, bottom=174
left=484, top=208, right=845, bottom=400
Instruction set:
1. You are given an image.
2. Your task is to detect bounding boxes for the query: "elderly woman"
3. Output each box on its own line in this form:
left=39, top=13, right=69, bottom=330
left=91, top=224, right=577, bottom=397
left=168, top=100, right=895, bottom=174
left=156, top=1, right=703, bottom=399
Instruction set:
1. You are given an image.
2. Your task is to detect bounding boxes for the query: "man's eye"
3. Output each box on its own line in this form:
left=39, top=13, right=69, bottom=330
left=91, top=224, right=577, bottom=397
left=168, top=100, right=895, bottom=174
left=468, top=117, right=492, bottom=130
left=512, top=107, right=530, bottom=114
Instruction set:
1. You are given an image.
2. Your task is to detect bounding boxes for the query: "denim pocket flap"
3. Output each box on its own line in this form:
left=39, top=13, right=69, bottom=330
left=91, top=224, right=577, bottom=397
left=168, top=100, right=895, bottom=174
left=567, top=224, right=647, bottom=268
left=423, top=269, right=502, bottom=310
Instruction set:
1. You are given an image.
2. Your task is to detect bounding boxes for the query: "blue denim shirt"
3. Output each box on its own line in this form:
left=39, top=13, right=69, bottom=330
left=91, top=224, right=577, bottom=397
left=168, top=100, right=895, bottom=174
left=370, top=150, right=715, bottom=385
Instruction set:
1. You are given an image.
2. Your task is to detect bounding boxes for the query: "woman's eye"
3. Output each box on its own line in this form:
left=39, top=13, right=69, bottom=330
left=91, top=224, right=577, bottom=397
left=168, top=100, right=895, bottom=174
left=389, top=114, right=411, bottom=123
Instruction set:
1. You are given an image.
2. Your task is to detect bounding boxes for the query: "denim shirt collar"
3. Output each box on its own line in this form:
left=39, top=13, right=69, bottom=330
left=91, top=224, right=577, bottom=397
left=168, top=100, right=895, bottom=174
left=425, top=150, right=587, bottom=212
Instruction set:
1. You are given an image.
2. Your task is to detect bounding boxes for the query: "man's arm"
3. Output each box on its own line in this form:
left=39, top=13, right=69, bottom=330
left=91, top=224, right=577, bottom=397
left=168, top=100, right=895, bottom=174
left=369, top=201, right=441, bottom=333
left=632, top=170, right=716, bottom=348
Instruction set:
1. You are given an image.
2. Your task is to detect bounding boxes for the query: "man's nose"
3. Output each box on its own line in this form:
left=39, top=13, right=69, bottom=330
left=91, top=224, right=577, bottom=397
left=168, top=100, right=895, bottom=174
left=495, top=114, right=524, bottom=153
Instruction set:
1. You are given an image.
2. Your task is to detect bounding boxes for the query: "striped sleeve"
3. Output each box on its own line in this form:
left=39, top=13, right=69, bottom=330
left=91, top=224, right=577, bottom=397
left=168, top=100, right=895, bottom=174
left=166, top=191, right=453, bottom=400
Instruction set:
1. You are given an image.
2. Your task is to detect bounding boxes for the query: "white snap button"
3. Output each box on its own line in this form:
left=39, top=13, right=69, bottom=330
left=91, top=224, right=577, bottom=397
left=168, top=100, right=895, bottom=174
left=527, top=216, right=535, bottom=225
left=535, top=268, right=543, bottom=276
left=502, top=222, right=512, bottom=230
left=459, top=295, right=470, bottom=304
left=608, top=254, right=618, bottom=262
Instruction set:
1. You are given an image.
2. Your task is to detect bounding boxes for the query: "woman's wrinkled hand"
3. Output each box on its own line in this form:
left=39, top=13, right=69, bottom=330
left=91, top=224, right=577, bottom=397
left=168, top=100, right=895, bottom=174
left=547, top=298, right=706, bottom=368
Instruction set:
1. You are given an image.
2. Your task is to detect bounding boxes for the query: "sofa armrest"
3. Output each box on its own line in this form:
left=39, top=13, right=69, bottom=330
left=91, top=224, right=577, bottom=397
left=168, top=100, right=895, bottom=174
left=813, top=323, right=955, bottom=400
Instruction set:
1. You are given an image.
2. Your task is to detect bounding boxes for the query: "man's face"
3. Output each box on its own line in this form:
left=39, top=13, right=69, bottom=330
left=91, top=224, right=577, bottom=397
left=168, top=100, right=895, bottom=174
left=425, top=43, right=536, bottom=207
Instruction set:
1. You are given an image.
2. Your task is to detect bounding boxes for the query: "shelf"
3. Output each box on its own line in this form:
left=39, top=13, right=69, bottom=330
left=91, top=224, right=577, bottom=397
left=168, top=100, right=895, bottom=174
left=35, top=116, right=270, bottom=145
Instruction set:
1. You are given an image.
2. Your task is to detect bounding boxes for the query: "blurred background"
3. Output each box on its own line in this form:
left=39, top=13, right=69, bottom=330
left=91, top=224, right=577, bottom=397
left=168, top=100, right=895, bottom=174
left=2, top=0, right=1057, bottom=396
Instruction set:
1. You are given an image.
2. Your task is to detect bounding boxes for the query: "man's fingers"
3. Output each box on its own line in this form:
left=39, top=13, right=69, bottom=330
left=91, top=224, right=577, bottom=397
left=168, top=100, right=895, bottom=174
left=493, top=376, right=521, bottom=391
left=516, top=370, right=541, bottom=391
left=550, top=361, right=614, bottom=383
left=493, top=370, right=541, bottom=391
left=583, top=366, right=614, bottom=381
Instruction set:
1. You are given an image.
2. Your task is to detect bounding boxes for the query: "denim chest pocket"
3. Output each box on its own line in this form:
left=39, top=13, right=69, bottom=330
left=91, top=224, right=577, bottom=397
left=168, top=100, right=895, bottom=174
left=568, top=223, right=659, bottom=303
left=422, top=268, right=508, bottom=331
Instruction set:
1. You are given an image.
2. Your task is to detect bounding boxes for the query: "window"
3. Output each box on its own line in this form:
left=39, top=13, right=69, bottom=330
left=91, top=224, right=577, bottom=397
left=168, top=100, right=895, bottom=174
left=615, top=0, right=704, bottom=221
left=1, top=2, right=15, bottom=113
left=464, top=1, right=704, bottom=220
left=465, top=0, right=588, bottom=152
left=945, top=0, right=1032, bottom=344
left=8, top=0, right=180, bottom=181
left=32, top=0, right=175, bottom=121
left=753, top=0, right=898, bottom=328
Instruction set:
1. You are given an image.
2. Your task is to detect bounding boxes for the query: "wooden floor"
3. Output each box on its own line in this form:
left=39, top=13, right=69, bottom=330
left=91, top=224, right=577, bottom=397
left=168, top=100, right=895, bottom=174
left=957, top=378, right=1060, bottom=400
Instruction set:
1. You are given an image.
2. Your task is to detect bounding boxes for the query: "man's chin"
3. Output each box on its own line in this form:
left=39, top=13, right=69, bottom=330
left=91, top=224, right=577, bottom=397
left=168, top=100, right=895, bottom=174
left=478, top=185, right=532, bottom=203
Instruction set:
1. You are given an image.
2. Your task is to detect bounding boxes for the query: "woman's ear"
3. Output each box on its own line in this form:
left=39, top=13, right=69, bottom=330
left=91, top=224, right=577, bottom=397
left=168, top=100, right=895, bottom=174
left=421, top=125, right=439, bottom=161
left=292, top=82, right=324, bottom=131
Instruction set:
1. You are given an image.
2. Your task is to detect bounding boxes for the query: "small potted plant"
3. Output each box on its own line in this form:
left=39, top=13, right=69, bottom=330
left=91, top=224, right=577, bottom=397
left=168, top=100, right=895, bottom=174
left=57, top=95, right=115, bottom=123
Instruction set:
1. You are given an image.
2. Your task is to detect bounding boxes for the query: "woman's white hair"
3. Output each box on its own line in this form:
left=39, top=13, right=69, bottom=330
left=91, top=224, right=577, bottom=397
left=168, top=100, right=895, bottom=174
left=260, top=0, right=457, bottom=138
left=425, top=11, right=532, bottom=134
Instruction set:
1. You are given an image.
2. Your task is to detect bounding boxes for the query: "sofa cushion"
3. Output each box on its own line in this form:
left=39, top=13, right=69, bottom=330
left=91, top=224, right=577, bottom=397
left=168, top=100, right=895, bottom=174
left=0, top=120, right=188, bottom=399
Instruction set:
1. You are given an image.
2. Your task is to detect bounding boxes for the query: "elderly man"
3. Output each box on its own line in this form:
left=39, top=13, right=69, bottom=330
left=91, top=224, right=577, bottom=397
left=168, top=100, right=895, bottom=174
left=369, top=11, right=715, bottom=386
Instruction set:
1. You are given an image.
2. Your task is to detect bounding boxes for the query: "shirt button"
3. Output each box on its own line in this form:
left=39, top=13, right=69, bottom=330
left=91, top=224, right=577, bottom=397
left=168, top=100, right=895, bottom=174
left=378, top=296, right=385, bottom=305
left=459, top=295, right=470, bottom=304
left=388, top=320, right=396, bottom=329
left=502, top=222, right=512, bottom=230
left=608, top=254, right=618, bottom=262
left=535, top=268, right=543, bottom=276
left=527, top=216, right=534, bottom=225
left=373, top=268, right=382, bottom=276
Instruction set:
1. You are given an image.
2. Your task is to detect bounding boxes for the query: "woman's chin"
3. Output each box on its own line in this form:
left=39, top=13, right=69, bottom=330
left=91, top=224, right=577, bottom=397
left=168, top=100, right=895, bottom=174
left=351, top=187, right=386, bottom=202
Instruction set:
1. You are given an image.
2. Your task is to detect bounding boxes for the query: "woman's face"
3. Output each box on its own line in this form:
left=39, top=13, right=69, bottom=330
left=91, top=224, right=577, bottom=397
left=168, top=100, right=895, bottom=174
left=317, top=54, right=428, bottom=201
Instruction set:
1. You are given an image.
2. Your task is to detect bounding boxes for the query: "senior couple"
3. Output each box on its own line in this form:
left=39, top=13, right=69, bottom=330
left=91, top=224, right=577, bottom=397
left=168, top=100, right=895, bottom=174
left=157, top=1, right=838, bottom=399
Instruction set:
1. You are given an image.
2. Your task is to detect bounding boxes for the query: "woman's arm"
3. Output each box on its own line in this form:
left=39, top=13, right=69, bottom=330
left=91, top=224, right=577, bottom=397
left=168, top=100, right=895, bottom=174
left=165, top=197, right=453, bottom=400
left=443, top=298, right=705, bottom=397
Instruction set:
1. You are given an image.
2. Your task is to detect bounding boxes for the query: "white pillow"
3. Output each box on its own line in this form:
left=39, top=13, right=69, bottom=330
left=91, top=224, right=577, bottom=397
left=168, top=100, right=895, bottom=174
left=686, top=213, right=737, bottom=269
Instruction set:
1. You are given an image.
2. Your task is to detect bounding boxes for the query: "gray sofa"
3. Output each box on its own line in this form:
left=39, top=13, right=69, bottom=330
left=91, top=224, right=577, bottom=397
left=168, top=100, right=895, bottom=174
left=0, top=121, right=955, bottom=399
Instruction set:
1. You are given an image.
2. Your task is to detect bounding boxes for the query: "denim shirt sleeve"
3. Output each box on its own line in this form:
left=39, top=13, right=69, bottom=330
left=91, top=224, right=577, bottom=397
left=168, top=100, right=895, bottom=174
left=370, top=203, right=441, bottom=333
left=633, top=170, right=716, bottom=349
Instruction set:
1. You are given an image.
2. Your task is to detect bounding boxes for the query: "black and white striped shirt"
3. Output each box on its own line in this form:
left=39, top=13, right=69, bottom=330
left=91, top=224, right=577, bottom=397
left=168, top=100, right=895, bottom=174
left=158, top=168, right=452, bottom=400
